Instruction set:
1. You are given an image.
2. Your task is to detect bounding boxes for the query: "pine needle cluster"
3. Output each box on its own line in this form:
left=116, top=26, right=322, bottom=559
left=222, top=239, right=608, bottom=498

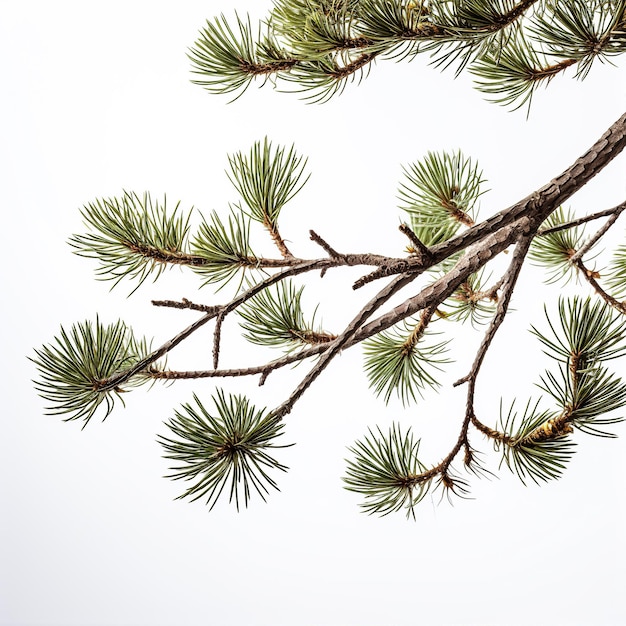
left=493, top=298, right=626, bottom=484
left=159, top=391, right=291, bottom=510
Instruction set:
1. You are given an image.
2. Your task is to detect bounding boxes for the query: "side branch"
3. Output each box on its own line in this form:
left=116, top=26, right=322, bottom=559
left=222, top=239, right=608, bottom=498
left=98, top=259, right=337, bottom=390
left=309, top=230, right=344, bottom=259
left=399, top=223, right=433, bottom=263
left=454, top=229, right=536, bottom=387
left=569, top=200, right=626, bottom=263
left=538, top=205, right=624, bottom=236
left=147, top=347, right=326, bottom=382
left=575, top=259, right=626, bottom=314
left=152, top=298, right=218, bottom=313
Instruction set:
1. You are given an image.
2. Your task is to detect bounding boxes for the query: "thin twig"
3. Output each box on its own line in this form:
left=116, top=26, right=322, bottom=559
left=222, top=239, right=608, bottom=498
left=148, top=344, right=329, bottom=382
left=575, top=259, right=626, bottom=314
left=398, top=223, right=434, bottom=262
left=569, top=200, right=626, bottom=262
left=470, top=414, right=511, bottom=443
left=309, top=230, right=343, bottom=258
left=212, top=311, right=225, bottom=369
left=454, top=230, right=535, bottom=387
left=152, top=298, right=219, bottom=313
left=538, top=206, right=620, bottom=235
left=98, top=259, right=336, bottom=390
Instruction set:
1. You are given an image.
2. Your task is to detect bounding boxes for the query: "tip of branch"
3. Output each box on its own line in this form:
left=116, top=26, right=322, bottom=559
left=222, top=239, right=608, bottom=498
left=310, top=230, right=342, bottom=259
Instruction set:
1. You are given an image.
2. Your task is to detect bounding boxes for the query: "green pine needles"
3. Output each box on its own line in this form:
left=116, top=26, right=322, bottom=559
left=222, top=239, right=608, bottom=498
left=344, top=423, right=430, bottom=518
left=238, top=279, right=336, bottom=352
left=533, top=297, right=626, bottom=438
left=31, top=318, right=153, bottom=426
left=227, top=138, right=309, bottom=257
left=399, top=150, right=484, bottom=235
left=31, top=2, right=626, bottom=517
left=188, top=0, right=626, bottom=108
left=347, top=298, right=626, bottom=513
left=496, top=400, right=577, bottom=485
left=491, top=297, right=626, bottom=484
left=69, top=191, right=194, bottom=294
left=159, top=391, right=291, bottom=510
left=363, top=310, right=451, bottom=405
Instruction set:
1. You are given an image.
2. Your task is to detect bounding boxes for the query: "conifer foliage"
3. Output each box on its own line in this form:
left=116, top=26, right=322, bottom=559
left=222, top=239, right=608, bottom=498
left=33, top=0, right=626, bottom=518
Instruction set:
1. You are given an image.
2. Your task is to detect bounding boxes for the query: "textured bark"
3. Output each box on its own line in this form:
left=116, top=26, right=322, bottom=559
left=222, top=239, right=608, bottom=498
left=414, top=111, right=626, bottom=272
left=358, top=111, right=626, bottom=336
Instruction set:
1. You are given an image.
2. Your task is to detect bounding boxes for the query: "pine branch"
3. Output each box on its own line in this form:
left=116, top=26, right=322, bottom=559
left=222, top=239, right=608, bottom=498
left=42, top=111, right=626, bottom=434
left=189, top=0, right=626, bottom=108
left=189, top=13, right=297, bottom=100
left=37, top=106, right=626, bottom=514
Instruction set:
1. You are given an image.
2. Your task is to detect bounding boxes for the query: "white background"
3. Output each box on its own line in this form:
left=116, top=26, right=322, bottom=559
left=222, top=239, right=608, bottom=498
left=2, top=2, right=626, bottom=625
